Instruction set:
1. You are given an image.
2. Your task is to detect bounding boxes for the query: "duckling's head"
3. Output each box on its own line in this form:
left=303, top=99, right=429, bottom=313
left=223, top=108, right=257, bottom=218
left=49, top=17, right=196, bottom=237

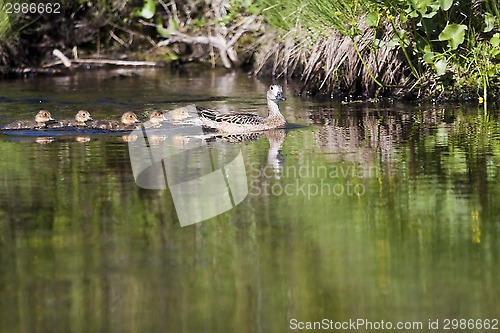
left=121, top=112, right=141, bottom=125
left=35, top=110, right=55, bottom=124
left=267, top=85, right=286, bottom=102
left=149, top=111, right=165, bottom=125
left=170, top=107, right=192, bottom=121
left=75, top=110, right=93, bottom=123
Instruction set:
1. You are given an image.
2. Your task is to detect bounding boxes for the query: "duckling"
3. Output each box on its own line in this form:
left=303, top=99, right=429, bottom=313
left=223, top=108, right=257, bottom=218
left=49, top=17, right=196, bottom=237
left=1, top=110, right=55, bottom=130
left=90, top=111, right=141, bottom=131
left=163, top=105, right=203, bottom=125
left=48, top=110, right=93, bottom=128
left=168, top=106, right=193, bottom=121
left=143, top=111, right=166, bottom=128
left=195, top=85, right=287, bottom=133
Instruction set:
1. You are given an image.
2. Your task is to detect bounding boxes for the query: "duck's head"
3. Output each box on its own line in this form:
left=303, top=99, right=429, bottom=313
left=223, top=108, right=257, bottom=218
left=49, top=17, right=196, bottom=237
left=35, top=110, right=55, bottom=124
left=267, top=85, right=286, bottom=102
left=75, top=110, right=93, bottom=123
left=149, top=111, right=165, bottom=125
left=121, top=112, right=141, bottom=125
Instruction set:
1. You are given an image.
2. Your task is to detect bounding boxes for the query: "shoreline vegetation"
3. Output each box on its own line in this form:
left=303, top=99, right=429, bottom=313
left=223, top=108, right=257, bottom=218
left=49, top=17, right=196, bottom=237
left=0, top=0, right=499, bottom=102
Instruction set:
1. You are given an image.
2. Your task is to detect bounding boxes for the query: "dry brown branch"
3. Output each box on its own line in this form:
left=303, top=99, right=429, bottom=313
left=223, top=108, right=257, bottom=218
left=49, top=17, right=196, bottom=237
left=153, top=0, right=260, bottom=69
left=52, top=49, right=72, bottom=67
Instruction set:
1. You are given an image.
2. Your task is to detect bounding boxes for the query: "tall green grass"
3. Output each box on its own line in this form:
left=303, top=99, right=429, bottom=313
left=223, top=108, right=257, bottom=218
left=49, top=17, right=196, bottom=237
left=256, top=0, right=500, bottom=100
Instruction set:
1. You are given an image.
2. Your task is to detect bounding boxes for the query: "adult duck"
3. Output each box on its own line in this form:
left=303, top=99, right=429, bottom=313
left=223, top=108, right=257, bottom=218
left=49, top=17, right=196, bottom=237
left=195, top=84, right=287, bottom=133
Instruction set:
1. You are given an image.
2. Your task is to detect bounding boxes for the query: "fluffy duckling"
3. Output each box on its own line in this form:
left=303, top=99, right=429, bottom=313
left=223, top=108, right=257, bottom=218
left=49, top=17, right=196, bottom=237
left=48, top=110, right=94, bottom=128
left=143, top=111, right=166, bottom=128
left=1, top=110, right=55, bottom=130
left=195, top=85, right=287, bottom=133
left=164, top=105, right=202, bottom=125
left=90, top=111, right=141, bottom=131
left=169, top=107, right=192, bottom=121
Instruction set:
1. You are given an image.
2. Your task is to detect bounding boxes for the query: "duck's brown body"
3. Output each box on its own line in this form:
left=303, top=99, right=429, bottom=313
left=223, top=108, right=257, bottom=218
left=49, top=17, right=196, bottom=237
left=48, top=110, right=93, bottom=128
left=195, top=85, right=287, bottom=133
left=1, top=110, right=55, bottom=130
left=89, top=112, right=141, bottom=131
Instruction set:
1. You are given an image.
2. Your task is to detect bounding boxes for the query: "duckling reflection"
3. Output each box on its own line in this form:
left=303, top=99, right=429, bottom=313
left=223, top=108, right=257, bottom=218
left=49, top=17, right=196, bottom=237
left=1, top=110, right=55, bottom=130
left=122, top=134, right=138, bottom=142
left=171, top=134, right=191, bottom=149
left=90, top=111, right=141, bottom=131
left=49, top=110, right=93, bottom=128
left=75, top=136, right=91, bottom=143
left=35, top=136, right=55, bottom=145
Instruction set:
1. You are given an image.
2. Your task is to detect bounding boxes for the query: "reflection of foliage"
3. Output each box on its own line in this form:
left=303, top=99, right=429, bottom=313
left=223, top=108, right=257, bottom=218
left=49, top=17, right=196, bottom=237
left=2, top=104, right=500, bottom=330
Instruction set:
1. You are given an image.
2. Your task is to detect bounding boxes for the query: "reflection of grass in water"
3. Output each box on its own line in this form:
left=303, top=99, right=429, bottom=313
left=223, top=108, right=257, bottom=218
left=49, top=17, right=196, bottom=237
left=0, top=138, right=177, bottom=228
left=2, top=107, right=500, bottom=331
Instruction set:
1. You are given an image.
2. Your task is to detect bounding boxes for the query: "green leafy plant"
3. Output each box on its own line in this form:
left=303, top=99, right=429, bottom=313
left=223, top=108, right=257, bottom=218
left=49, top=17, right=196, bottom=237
left=133, top=0, right=156, bottom=19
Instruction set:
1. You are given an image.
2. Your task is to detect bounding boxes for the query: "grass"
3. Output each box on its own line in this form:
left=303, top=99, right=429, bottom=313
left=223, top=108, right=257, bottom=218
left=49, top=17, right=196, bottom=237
left=0, top=0, right=499, bottom=101
left=255, top=0, right=500, bottom=100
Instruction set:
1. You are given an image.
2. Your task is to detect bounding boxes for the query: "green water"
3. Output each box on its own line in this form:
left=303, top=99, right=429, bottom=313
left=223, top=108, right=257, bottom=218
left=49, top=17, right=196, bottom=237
left=0, top=69, right=499, bottom=332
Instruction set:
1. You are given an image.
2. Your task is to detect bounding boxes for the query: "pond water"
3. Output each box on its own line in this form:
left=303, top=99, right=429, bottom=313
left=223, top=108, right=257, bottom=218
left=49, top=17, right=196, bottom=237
left=0, top=68, right=499, bottom=332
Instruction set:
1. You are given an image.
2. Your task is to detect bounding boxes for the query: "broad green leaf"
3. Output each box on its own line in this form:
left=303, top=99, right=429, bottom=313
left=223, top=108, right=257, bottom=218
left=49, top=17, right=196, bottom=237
left=395, top=29, right=410, bottom=47
left=156, top=23, right=170, bottom=37
left=365, top=11, right=379, bottom=28
left=167, top=53, right=179, bottom=61
left=438, top=24, right=467, bottom=50
left=156, top=18, right=179, bottom=37
left=374, top=38, right=385, bottom=48
left=438, top=0, right=453, bottom=11
left=387, top=37, right=400, bottom=48
left=434, top=58, right=447, bottom=76
left=423, top=51, right=435, bottom=64
left=421, top=11, right=437, bottom=19
left=491, top=33, right=500, bottom=48
left=484, top=13, right=495, bottom=33
left=133, top=0, right=156, bottom=20
left=412, top=0, right=432, bottom=14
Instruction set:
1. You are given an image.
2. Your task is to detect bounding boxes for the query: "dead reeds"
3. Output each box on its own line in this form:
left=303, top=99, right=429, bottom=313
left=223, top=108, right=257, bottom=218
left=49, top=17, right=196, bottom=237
left=255, top=15, right=408, bottom=98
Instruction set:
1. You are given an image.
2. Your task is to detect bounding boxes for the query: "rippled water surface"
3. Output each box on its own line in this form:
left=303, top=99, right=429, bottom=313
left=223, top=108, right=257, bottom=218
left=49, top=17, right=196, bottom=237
left=1, top=68, right=500, bottom=332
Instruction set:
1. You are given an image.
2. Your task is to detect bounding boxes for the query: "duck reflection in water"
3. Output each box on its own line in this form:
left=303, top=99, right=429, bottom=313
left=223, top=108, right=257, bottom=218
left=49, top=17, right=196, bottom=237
left=128, top=120, right=287, bottom=226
